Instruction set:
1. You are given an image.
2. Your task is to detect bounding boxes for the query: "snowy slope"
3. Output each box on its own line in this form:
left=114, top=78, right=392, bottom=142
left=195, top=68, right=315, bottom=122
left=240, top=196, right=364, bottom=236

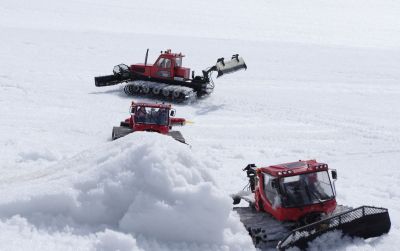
left=1, top=0, right=400, bottom=250
left=0, top=134, right=252, bottom=250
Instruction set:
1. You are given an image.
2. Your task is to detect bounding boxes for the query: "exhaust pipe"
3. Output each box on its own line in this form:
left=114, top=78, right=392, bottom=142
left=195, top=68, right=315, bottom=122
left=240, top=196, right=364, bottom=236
left=144, top=48, right=149, bottom=66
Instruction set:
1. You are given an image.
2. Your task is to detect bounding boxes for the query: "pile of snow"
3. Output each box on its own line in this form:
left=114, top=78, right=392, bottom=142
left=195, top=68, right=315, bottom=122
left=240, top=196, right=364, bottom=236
left=1, top=0, right=399, bottom=250
left=0, top=133, right=254, bottom=250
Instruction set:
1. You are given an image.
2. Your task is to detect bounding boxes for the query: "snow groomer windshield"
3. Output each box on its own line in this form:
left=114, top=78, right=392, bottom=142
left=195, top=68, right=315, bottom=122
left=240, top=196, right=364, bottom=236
left=280, top=171, right=335, bottom=208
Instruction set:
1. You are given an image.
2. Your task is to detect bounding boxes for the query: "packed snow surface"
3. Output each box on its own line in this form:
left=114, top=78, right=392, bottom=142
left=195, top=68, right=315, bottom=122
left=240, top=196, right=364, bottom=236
left=1, top=0, right=400, bottom=250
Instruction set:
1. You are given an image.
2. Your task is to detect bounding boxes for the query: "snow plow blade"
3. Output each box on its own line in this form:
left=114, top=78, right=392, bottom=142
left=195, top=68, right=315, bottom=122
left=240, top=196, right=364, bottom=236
left=95, top=64, right=132, bottom=87
left=111, top=126, right=133, bottom=140
left=167, top=131, right=186, bottom=144
left=215, top=54, right=247, bottom=78
left=95, top=74, right=130, bottom=87
left=277, top=206, right=391, bottom=250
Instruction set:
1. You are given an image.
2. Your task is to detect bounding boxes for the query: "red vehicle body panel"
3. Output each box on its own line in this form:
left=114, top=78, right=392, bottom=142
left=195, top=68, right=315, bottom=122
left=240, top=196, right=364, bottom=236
left=129, top=50, right=190, bottom=81
left=175, top=67, right=190, bottom=79
left=133, top=122, right=170, bottom=134
left=171, top=117, right=185, bottom=126
left=131, top=64, right=152, bottom=76
left=254, top=160, right=337, bottom=222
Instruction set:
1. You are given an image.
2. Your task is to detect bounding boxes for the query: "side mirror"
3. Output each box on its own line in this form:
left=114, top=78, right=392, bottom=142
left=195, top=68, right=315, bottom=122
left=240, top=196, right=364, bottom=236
left=170, top=109, right=176, bottom=117
left=271, top=179, right=278, bottom=189
left=130, top=107, right=135, bottom=115
left=331, top=170, right=337, bottom=180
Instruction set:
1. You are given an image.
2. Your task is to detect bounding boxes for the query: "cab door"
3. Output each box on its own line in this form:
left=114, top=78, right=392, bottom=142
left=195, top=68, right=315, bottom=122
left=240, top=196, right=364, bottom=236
left=151, top=56, right=174, bottom=79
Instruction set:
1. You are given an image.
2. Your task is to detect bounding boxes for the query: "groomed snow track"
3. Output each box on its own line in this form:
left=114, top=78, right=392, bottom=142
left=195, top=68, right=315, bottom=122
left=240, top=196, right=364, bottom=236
left=123, top=80, right=197, bottom=103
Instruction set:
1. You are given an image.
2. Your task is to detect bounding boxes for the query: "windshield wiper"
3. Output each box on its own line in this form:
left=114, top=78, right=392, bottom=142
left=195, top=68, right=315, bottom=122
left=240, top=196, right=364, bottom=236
left=309, top=189, right=330, bottom=203
left=303, top=183, right=330, bottom=203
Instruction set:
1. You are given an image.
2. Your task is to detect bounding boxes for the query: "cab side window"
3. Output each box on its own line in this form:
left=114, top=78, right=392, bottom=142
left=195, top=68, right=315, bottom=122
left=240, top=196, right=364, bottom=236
left=263, top=173, right=279, bottom=207
left=175, top=57, right=182, bottom=67
left=157, top=58, right=171, bottom=68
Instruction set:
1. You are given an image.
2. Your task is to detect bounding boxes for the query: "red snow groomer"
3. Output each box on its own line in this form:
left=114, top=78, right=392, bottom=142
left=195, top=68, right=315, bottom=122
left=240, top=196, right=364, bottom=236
left=112, top=101, right=186, bottom=143
left=95, top=49, right=246, bottom=102
left=232, top=160, right=391, bottom=250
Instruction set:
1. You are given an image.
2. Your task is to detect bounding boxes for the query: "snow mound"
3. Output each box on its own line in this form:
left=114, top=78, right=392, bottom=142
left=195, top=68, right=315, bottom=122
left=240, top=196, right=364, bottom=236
left=0, top=133, right=254, bottom=250
left=0, top=215, right=142, bottom=251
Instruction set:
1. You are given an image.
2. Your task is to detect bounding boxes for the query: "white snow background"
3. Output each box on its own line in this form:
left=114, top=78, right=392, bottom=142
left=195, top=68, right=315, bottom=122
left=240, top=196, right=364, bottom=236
left=0, top=0, right=400, bottom=250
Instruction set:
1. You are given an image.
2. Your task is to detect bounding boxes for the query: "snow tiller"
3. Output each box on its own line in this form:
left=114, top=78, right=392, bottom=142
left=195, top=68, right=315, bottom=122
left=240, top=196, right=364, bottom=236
left=112, top=101, right=187, bottom=143
left=232, top=160, right=391, bottom=250
left=95, top=49, right=247, bottom=102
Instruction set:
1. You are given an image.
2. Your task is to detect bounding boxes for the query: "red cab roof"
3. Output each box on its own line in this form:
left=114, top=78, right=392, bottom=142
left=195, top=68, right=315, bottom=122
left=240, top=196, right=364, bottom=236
left=161, top=49, right=185, bottom=58
left=258, top=159, right=329, bottom=177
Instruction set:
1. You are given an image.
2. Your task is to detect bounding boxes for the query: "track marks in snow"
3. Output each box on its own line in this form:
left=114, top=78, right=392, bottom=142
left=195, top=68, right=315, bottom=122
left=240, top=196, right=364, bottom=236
left=17, top=149, right=60, bottom=163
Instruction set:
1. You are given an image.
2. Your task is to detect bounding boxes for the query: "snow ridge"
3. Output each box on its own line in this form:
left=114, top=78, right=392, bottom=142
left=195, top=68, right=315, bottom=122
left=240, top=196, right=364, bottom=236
left=0, top=133, right=254, bottom=251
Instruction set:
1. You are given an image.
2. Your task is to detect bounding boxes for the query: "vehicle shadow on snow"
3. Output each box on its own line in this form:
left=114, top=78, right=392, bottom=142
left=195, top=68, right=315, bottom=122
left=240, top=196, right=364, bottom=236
left=194, top=103, right=225, bottom=115
left=88, top=87, right=131, bottom=99
left=88, top=87, right=201, bottom=105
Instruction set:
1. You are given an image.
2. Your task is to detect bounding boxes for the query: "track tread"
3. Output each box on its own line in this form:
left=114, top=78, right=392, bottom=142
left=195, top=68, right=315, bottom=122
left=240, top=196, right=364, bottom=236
left=124, top=80, right=196, bottom=102
left=234, top=204, right=352, bottom=250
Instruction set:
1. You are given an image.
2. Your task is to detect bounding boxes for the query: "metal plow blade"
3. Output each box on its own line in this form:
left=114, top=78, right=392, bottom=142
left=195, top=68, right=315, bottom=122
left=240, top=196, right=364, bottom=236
left=95, top=64, right=132, bottom=87
left=95, top=74, right=122, bottom=87
left=277, top=206, right=391, bottom=251
left=215, top=54, right=247, bottom=78
left=111, top=126, right=134, bottom=140
left=167, top=131, right=186, bottom=144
